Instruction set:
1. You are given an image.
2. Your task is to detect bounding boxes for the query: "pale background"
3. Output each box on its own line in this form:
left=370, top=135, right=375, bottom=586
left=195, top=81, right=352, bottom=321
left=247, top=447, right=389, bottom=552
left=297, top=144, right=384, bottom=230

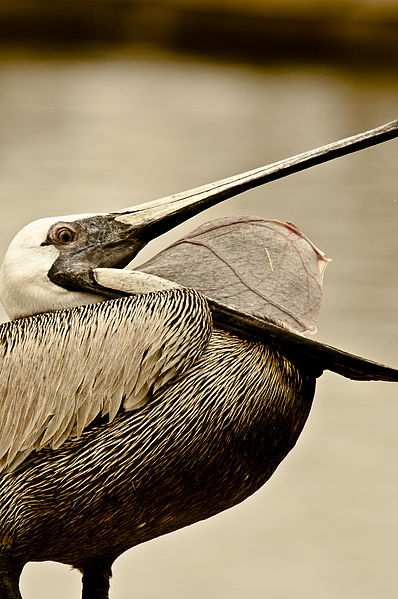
left=0, top=2, right=397, bottom=597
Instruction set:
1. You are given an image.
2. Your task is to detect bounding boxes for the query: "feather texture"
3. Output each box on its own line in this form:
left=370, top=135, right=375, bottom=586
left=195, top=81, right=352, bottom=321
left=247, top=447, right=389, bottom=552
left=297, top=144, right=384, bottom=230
left=0, top=289, right=212, bottom=472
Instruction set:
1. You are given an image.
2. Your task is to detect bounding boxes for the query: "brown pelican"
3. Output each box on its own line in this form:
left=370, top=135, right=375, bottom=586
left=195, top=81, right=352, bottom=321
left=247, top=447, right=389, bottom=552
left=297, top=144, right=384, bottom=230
left=0, top=123, right=397, bottom=599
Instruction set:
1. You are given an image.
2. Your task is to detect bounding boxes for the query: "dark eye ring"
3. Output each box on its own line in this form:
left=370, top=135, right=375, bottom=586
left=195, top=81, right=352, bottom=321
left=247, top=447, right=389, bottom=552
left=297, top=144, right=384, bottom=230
left=54, top=226, right=76, bottom=244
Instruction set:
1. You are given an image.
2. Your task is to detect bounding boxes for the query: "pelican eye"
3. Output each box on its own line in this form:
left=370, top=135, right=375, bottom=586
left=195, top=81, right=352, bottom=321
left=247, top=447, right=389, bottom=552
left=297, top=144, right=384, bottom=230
left=53, top=226, right=76, bottom=244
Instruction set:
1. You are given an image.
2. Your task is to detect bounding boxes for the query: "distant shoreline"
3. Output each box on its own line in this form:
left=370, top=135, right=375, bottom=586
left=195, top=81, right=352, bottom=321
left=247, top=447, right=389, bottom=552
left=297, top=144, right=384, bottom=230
left=0, top=0, right=397, bottom=67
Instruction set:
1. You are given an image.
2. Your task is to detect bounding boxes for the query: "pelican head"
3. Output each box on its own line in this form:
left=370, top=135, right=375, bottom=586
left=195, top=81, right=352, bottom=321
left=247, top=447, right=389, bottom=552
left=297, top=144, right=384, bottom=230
left=0, top=204, right=176, bottom=320
left=0, top=214, right=108, bottom=319
left=0, top=178, right=242, bottom=320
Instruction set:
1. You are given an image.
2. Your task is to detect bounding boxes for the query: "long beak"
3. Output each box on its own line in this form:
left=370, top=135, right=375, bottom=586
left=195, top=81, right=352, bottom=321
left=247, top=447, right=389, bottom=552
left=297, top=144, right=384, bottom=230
left=52, top=120, right=397, bottom=302
left=113, top=120, right=397, bottom=241
left=62, top=119, right=396, bottom=282
left=52, top=121, right=396, bottom=293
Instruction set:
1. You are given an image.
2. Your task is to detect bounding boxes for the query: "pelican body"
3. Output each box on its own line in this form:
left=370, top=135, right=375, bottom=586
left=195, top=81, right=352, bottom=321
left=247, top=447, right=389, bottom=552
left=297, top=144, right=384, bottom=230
left=0, top=124, right=397, bottom=598
left=0, top=209, right=321, bottom=599
left=0, top=289, right=315, bottom=597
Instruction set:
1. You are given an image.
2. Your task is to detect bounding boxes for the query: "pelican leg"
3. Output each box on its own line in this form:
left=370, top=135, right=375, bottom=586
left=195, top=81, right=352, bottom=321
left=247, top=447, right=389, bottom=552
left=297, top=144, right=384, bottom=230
left=81, top=562, right=112, bottom=599
left=0, top=552, right=22, bottom=599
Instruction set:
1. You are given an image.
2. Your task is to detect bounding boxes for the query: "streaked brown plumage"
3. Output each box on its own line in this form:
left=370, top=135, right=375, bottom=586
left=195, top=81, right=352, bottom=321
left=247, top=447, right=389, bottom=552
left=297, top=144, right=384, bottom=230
left=0, top=288, right=315, bottom=597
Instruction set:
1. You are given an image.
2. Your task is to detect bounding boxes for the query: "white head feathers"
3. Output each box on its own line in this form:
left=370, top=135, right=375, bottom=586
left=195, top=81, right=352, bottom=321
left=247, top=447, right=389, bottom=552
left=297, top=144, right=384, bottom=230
left=0, top=215, right=107, bottom=320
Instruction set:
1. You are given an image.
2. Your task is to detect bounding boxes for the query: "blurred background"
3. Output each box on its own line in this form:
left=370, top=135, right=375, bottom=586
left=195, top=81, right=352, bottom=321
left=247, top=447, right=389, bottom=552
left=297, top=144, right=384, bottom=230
left=0, top=1, right=397, bottom=598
